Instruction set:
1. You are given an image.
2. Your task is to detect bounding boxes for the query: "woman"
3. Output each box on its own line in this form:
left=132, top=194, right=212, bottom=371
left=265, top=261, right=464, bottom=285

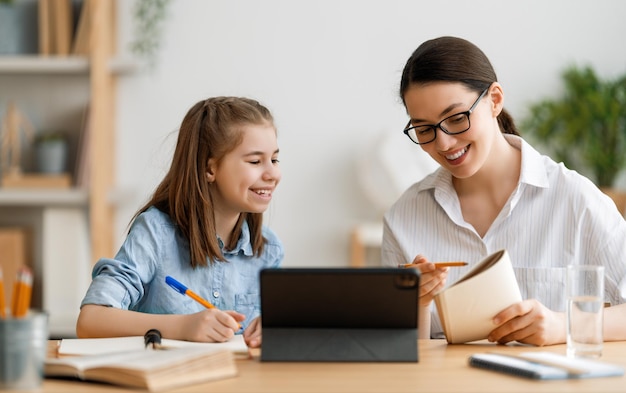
left=382, top=36, right=626, bottom=346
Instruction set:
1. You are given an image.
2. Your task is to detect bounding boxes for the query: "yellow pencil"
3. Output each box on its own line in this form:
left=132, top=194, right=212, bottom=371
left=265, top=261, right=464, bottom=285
left=0, top=267, right=6, bottom=319
left=399, top=262, right=468, bottom=268
left=11, top=266, right=33, bottom=318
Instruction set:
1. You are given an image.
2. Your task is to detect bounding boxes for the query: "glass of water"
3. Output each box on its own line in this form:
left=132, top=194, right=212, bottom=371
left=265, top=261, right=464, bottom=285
left=566, top=265, right=604, bottom=358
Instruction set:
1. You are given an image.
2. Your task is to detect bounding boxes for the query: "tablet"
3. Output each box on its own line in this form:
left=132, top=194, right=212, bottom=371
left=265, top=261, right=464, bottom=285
left=260, top=267, right=420, bottom=362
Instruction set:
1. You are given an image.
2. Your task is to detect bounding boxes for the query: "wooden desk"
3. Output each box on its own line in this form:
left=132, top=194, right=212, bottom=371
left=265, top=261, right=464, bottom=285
left=40, top=340, right=625, bottom=392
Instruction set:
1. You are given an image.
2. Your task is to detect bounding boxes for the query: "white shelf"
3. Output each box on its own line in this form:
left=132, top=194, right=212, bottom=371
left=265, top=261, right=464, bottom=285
left=0, top=188, right=88, bottom=206
left=0, top=55, right=137, bottom=75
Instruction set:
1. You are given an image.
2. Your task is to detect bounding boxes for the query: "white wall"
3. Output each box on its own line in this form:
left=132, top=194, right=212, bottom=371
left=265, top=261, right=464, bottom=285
left=113, top=0, right=626, bottom=267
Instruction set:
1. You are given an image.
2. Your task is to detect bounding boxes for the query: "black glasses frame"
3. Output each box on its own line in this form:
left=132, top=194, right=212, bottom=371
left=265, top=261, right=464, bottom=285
left=403, top=87, right=489, bottom=145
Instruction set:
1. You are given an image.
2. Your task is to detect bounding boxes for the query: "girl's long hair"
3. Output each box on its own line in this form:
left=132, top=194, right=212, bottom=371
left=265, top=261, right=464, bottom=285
left=132, top=97, right=275, bottom=267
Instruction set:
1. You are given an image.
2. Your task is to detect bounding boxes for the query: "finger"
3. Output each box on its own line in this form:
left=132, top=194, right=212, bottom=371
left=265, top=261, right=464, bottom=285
left=492, top=300, right=532, bottom=326
left=225, top=310, right=246, bottom=322
left=244, top=327, right=262, bottom=347
left=206, top=326, right=235, bottom=343
left=419, top=270, right=448, bottom=294
left=206, top=316, right=238, bottom=342
left=488, top=301, right=536, bottom=343
left=418, top=271, right=448, bottom=306
left=412, top=254, right=427, bottom=264
left=246, top=335, right=261, bottom=348
left=494, top=323, right=538, bottom=345
left=218, top=311, right=243, bottom=331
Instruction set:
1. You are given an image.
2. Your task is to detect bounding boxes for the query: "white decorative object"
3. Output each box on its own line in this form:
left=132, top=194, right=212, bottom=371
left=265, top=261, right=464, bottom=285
left=356, top=131, right=439, bottom=215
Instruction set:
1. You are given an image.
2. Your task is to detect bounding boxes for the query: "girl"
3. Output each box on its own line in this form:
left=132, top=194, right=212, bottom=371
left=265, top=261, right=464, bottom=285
left=383, top=36, right=626, bottom=346
left=76, top=96, right=283, bottom=348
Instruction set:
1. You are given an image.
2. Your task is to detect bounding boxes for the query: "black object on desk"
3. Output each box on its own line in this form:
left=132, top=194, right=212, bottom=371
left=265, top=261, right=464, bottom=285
left=260, top=267, right=420, bottom=362
left=144, top=328, right=162, bottom=349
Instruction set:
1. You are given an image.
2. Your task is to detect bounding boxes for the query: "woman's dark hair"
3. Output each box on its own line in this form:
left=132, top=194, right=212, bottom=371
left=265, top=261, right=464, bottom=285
left=133, top=96, right=275, bottom=268
left=400, top=36, right=519, bottom=135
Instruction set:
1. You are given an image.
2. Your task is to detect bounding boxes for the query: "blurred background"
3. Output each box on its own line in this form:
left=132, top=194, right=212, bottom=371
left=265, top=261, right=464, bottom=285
left=1, top=0, right=626, bottom=336
left=113, top=0, right=626, bottom=267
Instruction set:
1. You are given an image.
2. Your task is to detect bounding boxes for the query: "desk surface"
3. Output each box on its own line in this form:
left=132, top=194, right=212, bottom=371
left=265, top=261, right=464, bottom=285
left=40, top=339, right=625, bottom=393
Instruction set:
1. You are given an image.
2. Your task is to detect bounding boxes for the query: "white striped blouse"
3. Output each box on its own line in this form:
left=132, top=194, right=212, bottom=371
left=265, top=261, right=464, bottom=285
left=382, top=135, right=626, bottom=338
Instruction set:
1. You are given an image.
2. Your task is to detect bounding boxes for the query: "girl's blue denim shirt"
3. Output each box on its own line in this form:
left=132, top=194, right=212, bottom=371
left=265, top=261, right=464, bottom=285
left=80, top=206, right=284, bottom=331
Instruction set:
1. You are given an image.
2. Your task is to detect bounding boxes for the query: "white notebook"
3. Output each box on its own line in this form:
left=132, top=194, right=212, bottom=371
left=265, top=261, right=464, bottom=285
left=434, top=249, right=522, bottom=344
left=58, top=334, right=248, bottom=357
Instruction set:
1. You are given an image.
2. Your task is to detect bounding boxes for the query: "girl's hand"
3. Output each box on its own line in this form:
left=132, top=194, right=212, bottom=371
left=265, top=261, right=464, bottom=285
left=180, top=309, right=245, bottom=343
left=404, top=254, right=449, bottom=307
left=243, top=316, right=262, bottom=348
left=487, top=299, right=566, bottom=346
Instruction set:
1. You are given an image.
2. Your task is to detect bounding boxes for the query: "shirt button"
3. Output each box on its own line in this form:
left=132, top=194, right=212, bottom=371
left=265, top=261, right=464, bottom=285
left=212, top=291, right=220, bottom=298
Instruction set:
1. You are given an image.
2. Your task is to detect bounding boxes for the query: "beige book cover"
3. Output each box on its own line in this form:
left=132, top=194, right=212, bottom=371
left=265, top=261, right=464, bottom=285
left=434, top=249, right=522, bottom=344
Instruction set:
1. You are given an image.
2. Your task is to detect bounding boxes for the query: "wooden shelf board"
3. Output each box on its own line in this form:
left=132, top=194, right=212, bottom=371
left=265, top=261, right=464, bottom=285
left=0, top=55, right=137, bottom=75
left=0, top=188, right=88, bottom=206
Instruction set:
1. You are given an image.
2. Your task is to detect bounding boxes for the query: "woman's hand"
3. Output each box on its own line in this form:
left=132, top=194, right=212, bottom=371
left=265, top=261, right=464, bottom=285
left=487, top=299, right=566, bottom=346
left=243, top=316, right=262, bottom=348
left=405, top=254, right=449, bottom=307
left=180, top=309, right=245, bottom=343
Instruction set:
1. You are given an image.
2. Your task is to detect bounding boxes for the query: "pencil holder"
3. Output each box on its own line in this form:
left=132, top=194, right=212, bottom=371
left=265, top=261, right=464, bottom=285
left=0, top=312, right=48, bottom=390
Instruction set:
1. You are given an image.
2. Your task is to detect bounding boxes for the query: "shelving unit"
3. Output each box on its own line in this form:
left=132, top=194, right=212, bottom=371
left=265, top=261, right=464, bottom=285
left=0, top=1, right=126, bottom=337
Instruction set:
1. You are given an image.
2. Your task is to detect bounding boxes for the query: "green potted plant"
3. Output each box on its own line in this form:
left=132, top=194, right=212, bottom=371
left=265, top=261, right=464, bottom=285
left=521, top=65, right=626, bottom=193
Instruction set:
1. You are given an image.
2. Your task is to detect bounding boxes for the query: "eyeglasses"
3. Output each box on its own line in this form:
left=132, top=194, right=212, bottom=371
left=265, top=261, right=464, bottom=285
left=403, top=88, right=489, bottom=145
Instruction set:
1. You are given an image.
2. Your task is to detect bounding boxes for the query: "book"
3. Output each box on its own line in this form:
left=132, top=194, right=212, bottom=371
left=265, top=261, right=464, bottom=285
left=73, top=103, right=91, bottom=188
left=38, top=0, right=73, bottom=56
left=468, top=351, right=625, bottom=380
left=45, top=346, right=238, bottom=391
left=57, top=334, right=250, bottom=358
left=434, top=249, right=522, bottom=344
left=51, top=0, right=73, bottom=56
left=38, top=0, right=51, bottom=55
left=71, top=0, right=92, bottom=56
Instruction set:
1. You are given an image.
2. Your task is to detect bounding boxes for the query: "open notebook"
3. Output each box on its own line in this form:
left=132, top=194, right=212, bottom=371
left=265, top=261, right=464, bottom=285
left=46, top=335, right=248, bottom=391
left=56, top=334, right=249, bottom=357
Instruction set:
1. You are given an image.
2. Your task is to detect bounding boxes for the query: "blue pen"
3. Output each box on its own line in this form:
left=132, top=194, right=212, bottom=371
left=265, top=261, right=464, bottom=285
left=165, top=276, right=242, bottom=330
left=165, top=276, right=215, bottom=309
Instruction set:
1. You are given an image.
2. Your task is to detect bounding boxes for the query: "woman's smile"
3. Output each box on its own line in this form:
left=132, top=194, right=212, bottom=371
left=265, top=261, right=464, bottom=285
left=444, top=145, right=470, bottom=164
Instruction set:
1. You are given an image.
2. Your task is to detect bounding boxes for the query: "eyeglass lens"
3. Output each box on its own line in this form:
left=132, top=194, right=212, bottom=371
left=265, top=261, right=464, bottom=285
left=407, top=113, right=470, bottom=144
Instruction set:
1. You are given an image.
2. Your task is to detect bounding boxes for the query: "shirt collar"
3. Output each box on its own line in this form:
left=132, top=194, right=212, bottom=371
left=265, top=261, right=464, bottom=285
left=506, top=134, right=550, bottom=189
left=218, top=219, right=254, bottom=256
